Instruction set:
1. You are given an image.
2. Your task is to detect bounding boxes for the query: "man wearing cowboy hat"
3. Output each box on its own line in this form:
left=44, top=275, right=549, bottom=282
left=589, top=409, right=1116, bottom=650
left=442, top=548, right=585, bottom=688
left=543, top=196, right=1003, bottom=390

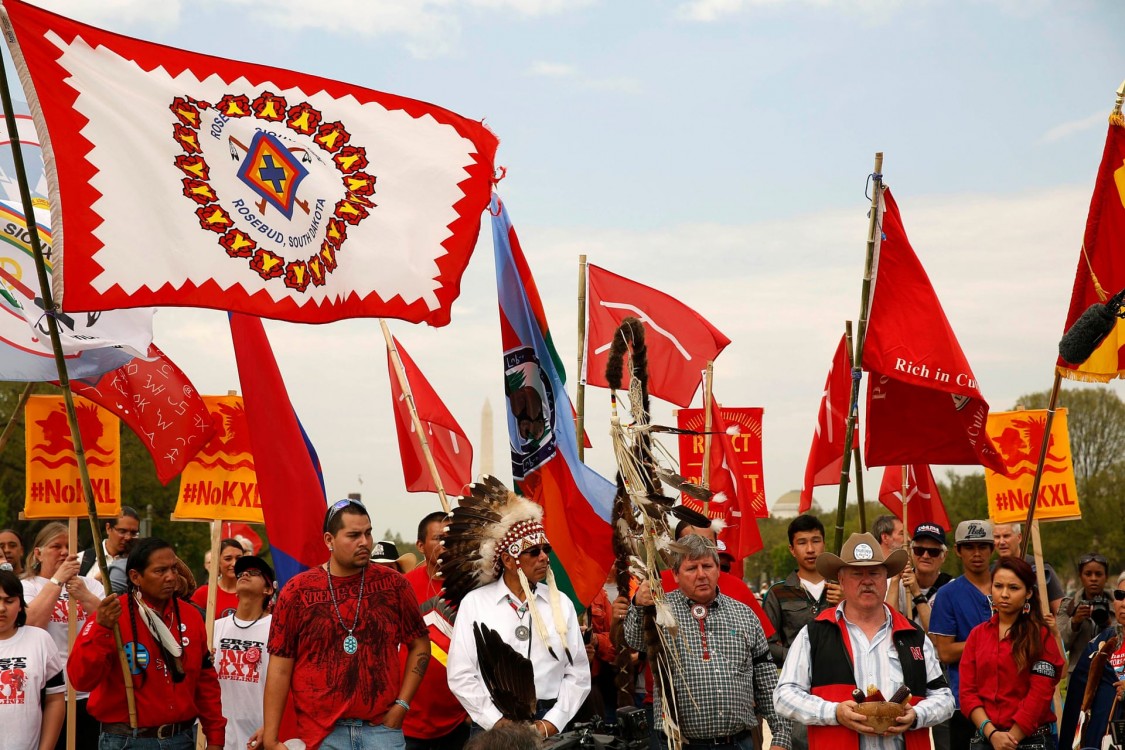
left=774, top=532, right=954, bottom=749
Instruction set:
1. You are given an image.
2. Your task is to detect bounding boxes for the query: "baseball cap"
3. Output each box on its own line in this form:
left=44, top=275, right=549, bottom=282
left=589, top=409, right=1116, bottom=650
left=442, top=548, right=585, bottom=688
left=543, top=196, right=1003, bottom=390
left=954, top=520, right=994, bottom=545
left=234, top=555, right=275, bottom=586
left=913, top=523, right=947, bottom=546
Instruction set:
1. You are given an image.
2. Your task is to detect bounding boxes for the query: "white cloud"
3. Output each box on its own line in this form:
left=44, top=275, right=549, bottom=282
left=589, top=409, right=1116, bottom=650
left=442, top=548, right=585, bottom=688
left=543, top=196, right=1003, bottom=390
left=467, top=0, right=596, bottom=15
left=1039, top=112, right=1109, bottom=144
left=675, top=0, right=903, bottom=22
left=31, top=0, right=182, bottom=29
left=527, top=61, right=578, bottom=77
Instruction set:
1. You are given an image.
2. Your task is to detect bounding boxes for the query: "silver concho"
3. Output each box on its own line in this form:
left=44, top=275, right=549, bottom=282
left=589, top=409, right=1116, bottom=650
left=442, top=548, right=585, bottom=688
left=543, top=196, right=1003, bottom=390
left=853, top=543, right=874, bottom=561
left=515, top=625, right=531, bottom=641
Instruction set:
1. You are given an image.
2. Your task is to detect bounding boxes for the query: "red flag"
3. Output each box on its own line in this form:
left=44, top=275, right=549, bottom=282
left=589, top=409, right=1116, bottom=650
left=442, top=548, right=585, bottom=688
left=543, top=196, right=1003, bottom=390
left=705, top=398, right=763, bottom=560
left=583, top=264, right=730, bottom=407
left=799, top=334, right=850, bottom=513
left=3, top=0, right=497, bottom=326
left=221, top=522, right=263, bottom=554
left=67, top=344, right=214, bottom=484
left=230, top=314, right=326, bottom=587
left=862, top=189, right=1005, bottom=473
left=878, top=465, right=951, bottom=531
left=388, top=336, right=473, bottom=496
left=1057, top=121, right=1125, bottom=380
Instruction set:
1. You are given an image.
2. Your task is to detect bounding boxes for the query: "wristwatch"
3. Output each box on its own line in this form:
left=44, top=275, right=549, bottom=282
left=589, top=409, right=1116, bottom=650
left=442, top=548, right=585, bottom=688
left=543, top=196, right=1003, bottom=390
left=49, top=576, right=63, bottom=587
left=911, top=594, right=928, bottom=607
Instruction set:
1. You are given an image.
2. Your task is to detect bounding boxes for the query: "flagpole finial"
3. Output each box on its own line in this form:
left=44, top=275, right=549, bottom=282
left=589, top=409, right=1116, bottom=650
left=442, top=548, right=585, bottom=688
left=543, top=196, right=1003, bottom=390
left=1113, top=79, right=1124, bottom=121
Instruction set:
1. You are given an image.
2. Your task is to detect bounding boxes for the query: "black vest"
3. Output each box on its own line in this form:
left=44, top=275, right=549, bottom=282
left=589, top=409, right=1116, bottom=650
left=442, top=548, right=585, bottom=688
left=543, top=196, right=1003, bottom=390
left=807, top=616, right=943, bottom=696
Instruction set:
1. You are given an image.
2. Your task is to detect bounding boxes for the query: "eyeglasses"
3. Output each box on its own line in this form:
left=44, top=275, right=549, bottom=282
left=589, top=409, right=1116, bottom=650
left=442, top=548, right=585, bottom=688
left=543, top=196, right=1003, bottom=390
left=1079, top=553, right=1109, bottom=569
left=911, top=546, right=944, bottom=558
left=112, top=527, right=140, bottom=537
left=1113, top=590, right=1125, bottom=602
left=237, top=569, right=264, bottom=580
left=324, top=498, right=365, bottom=531
left=521, top=545, right=552, bottom=558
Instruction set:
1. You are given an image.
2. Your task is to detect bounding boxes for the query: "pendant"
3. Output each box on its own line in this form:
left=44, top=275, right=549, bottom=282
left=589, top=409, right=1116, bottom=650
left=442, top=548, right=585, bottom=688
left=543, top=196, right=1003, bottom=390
left=691, top=604, right=707, bottom=621
left=515, top=625, right=531, bottom=641
left=343, top=634, right=359, bottom=654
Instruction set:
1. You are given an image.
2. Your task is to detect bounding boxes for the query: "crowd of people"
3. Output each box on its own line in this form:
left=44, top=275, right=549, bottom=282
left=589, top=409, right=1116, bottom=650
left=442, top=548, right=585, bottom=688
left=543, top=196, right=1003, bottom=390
left=0, top=502, right=1116, bottom=750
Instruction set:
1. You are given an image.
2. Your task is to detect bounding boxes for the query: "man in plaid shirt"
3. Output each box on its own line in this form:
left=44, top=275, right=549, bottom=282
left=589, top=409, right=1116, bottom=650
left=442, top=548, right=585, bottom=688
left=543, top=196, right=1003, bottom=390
left=622, top=534, right=791, bottom=750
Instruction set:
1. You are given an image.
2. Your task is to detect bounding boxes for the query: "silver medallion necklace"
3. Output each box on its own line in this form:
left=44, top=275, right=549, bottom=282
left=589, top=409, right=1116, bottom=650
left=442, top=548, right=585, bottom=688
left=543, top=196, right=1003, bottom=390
left=326, top=563, right=364, bottom=655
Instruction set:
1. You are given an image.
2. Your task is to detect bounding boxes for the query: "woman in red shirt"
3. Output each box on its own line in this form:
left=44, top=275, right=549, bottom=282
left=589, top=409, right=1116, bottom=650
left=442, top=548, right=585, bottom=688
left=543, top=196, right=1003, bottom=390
left=191, top=539, right=243, bottom=618
left=960, top=557, right=1064, bottom=749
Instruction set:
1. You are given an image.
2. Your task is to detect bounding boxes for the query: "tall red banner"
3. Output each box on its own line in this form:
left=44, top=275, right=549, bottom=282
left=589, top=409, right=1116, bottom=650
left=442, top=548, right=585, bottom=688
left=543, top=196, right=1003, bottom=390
left=676, top=407, right=767, bottom=519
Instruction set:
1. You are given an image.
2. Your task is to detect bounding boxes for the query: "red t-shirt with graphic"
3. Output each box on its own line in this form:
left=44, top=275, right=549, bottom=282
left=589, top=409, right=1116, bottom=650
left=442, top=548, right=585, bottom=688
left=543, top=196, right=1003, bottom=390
left=268, top=564, right=427, bottom=750
left=191, top=585, right=239, bottom=619
left=401, top=566, right=467, bottom=740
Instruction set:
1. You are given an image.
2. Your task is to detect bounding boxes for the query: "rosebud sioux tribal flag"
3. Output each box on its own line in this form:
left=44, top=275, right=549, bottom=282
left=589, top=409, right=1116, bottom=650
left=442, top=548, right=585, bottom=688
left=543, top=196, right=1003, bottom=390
left=583, top=264, right=730, bottom=407
left=799, top=333, right=849, bottom=513
left=1057, top=120, right=1125, bottom=381
left=0, top=0, right=499, bottom=325
left=388, top=335, right=473, bottom=496
left=493, top=194, right=616, bottom=607
left=862, top=189, right=1006, bottom=473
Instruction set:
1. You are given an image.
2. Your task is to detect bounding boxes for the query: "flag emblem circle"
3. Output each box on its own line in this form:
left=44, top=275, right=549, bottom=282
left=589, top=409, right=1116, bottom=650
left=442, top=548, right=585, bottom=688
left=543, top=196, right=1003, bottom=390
left=169, top=92, right=377, bottom=294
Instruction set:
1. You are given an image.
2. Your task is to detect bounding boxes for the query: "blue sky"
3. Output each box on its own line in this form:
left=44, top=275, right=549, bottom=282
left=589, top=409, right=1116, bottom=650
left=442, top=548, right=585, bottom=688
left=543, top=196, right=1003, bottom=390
left=7, top=0, right=1125, bottom=543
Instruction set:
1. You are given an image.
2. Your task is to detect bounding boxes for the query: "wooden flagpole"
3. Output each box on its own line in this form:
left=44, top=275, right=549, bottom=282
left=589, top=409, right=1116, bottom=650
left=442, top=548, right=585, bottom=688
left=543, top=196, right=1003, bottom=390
left=901, top=466, right=913, bottom=620
left=0, top=382, right=34, bottom=455
left=380, top=320, right=452, bottom=514
left=1017, top=370, right=1061, bottom=559
left=833, top=153, right=884, bottom=554
left=0, top=45, right=137, bottom=726
left=701, top=361, right=714, bottom=516
left=576, top=255, right=588, bottom=462
left=844, top=321, right=867, bottom=533
left=66, top=517, right=77, bottom=750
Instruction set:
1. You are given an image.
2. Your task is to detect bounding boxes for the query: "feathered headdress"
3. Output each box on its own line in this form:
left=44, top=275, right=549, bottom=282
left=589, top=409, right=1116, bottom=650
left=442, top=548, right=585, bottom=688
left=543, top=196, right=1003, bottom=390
left=439, top=475, right=548, bottom=606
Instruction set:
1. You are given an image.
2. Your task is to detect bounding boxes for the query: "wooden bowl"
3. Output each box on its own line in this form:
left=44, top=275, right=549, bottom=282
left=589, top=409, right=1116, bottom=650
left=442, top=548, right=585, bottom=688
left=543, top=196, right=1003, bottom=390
left=854, top=701, right=906, bottom=734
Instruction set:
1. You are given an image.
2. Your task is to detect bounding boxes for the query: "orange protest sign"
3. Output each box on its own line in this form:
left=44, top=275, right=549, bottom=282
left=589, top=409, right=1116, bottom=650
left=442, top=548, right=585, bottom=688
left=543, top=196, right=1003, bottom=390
left=676, top=406, right=767, bottom=518
left=984, top=408, right=1080, bottom=524
left=24, top=395, right=120, bottom=518
left=173, top=396, right=263, bottom=523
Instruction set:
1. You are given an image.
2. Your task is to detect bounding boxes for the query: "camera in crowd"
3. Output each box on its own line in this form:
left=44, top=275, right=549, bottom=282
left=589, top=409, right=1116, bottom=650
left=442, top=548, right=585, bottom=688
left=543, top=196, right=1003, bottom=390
left=1081, top=593, right=1112, bottom=628
left=544, top=707, right=649, bottom=750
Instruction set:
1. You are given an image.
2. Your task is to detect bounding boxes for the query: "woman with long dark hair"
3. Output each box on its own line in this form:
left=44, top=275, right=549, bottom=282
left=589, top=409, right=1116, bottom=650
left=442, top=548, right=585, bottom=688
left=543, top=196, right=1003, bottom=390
left=0, top=569, right=65, bottom=750
left=1057, top=552, right=1111, bottom=675
left=960, top=557, right=1064, bottom=749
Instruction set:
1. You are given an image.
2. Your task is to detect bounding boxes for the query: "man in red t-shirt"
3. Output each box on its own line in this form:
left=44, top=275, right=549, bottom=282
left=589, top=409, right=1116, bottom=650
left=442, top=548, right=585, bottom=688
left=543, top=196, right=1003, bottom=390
left=402, top=511, right=469, bottom=750
left=262, top=499, right=430, bottom=750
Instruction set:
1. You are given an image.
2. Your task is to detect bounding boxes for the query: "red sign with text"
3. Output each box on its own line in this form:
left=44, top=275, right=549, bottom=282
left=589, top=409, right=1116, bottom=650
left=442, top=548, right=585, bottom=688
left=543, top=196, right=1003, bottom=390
left=676, top=407, right=767, bottom=519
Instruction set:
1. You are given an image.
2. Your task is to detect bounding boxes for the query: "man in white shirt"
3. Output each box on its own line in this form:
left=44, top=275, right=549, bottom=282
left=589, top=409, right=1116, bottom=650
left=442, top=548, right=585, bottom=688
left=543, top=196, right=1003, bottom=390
left=444, top=481, right=589, bottom=740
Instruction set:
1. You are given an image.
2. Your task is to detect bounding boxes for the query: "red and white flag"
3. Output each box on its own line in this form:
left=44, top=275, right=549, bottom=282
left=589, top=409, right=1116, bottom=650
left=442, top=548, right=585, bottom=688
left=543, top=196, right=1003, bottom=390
left=704, top=399, right=763, bottom=560
left=388, top=336, right=473, bottom=496
left=1, top=0, right=498, bottom=325
left=583, top=264, right=730, bottom=407
left=799, top=334, right=850, bottom=513
left=878, top=465, right=951, bottom=531
left=862, top=189, right=1005, bottom=473
left=67, top=344, right=214, bottom=484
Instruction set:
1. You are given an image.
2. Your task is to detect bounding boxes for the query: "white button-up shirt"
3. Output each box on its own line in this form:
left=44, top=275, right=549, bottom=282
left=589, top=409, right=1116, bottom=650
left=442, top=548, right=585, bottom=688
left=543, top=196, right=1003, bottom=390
left=773, top=603, right=955, bottom=749
left=446, top=577, right=590, bottom=731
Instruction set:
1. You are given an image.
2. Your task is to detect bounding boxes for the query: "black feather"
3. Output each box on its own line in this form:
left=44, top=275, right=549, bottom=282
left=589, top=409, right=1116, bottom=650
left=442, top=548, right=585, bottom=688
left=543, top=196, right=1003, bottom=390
left=473, top=623, right=537, bottom=722
left=669, top=504, right=712, bottom=529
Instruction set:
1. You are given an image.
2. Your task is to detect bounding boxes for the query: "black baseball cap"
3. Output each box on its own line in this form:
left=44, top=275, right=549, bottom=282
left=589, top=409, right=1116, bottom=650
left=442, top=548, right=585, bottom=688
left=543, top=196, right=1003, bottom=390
left=234, top=555, right=275, bottom=586
left=912, top=523, right=946, bottom=546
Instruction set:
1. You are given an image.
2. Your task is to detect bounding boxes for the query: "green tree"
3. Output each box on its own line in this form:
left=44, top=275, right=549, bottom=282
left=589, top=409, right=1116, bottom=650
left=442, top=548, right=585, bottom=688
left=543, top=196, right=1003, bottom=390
left=1015, top=386, right=1125, bottom=481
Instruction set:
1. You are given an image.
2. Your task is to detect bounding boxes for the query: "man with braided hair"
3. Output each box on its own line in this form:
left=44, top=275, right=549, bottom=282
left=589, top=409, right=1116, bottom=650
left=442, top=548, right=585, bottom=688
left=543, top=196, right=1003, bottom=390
left=444, top=478, right=590, bottom=740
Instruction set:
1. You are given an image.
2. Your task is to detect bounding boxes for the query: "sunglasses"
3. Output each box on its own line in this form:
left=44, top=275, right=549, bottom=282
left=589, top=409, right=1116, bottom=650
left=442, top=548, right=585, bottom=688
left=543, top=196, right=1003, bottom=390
left=911, top=546, right=943, bottom=558
left=521, top=545, right=552, bottom=558
left=324, top=498, right=366, bottom=531
left=237, top=569, right=264, bottom=580
left=1113, top=590, right=1125, bottom=602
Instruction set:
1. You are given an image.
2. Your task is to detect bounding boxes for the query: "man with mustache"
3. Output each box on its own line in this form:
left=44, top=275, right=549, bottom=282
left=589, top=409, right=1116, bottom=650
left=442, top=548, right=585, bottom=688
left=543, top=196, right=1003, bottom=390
left=774, top=532, right=954, bottom=749
left=262, top=499, right=430, bottom=750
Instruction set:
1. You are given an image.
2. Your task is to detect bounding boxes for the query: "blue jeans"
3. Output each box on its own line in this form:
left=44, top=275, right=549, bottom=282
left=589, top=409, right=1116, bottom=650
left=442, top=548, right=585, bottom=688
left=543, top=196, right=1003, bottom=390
left=322, top=721, right=405, bottom=750
left=98, top=730, right=194, bottom=750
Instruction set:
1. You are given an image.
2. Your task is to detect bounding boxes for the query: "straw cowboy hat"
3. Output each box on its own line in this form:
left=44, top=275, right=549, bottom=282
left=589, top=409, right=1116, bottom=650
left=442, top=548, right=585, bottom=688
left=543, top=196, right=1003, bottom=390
left=815, top=532, right=908, bottom=580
